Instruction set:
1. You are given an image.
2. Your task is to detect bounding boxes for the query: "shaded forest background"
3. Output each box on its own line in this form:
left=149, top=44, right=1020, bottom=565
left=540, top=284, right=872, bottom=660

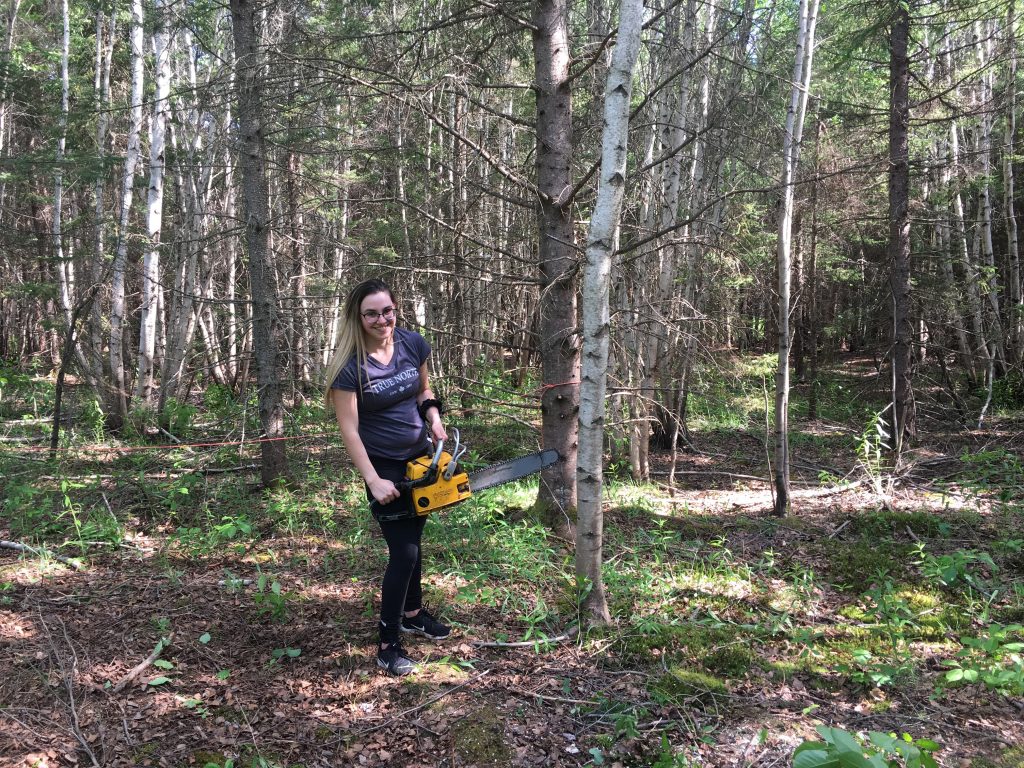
left=0, top=0, right=1021, bottom=447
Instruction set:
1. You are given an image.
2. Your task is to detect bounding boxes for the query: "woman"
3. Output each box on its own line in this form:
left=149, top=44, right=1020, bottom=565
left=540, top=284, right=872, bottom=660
left=325, top=278, right=451, bottom=676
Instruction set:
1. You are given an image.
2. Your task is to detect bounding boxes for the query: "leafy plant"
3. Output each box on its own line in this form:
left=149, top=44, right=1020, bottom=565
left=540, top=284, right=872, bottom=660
left=836, top=648, right=914, bottom=689
left=252, top=571, right=291, bottom=622
left=161, top=397, right=197, bottom=435
left=862, top=576, right=918, bottom=636
left=793, top=726, right=940, bottom=768
left=214, top=514, right=254, bottom=542
left=940, top=623, right=1024, bottom=696
left=270, top=647, right=302, bottom=663
left=856, top=410, right=891, bottom=496
left=913, top=544, right=996, bottom=591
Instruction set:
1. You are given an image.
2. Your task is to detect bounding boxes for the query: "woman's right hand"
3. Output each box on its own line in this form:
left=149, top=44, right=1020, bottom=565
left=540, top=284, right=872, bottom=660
left=368, top=477, right=399, bottom=505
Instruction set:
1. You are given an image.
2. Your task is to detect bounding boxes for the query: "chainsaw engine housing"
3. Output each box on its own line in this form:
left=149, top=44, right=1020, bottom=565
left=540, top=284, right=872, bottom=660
left=405, top=452, right=471, bottom=514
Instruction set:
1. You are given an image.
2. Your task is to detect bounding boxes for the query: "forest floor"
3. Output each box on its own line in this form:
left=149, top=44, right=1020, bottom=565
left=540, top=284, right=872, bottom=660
left=1, top=356, right=1023, bottom=768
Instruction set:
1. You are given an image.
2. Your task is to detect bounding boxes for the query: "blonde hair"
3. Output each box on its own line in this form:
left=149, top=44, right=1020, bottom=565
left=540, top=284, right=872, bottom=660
left=324, top=279, right=396, bottom=414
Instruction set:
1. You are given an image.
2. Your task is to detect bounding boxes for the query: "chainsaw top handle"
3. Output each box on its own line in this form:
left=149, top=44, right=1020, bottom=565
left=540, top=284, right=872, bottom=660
left=392, top=438, right=445, bottom=493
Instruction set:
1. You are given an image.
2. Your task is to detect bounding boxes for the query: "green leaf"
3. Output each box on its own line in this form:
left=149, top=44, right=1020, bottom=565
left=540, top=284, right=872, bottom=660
left=868, top=732, right=897, bottom=750
left=825, top=727, right=863, bottom=755
left=147, top=676, right=172, bottom=686
left=216, top=669, right=231, bottom=680
left=199, top=632, right=212, bottom=644
left=153, top=659, right=174, bottom=670
left=795, top=741, right=829, bottom=755
left=793, top=747, right=839, bottom=768
left=837, top=751, right=873, bottom=768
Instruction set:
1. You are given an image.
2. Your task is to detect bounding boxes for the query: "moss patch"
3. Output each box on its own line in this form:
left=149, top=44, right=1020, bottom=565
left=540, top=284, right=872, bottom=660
left=821, top=540, right=912, bottom=592
left=652, top=667, right=728, bottom=706
left=701, top=643, right=758, bottom=678
left=449, top=706, right=510, bottom=767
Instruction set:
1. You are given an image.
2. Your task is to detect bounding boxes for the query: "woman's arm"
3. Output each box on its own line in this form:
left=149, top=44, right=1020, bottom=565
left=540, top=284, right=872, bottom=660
left=416, top=363, right=447, bottom=442
left=331, top=388, right=400, bottom=504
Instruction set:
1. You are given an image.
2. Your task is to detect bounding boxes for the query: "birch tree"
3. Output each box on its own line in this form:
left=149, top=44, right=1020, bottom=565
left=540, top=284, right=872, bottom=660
left=136, top=0, right=172, bottom=405
left=577, top=0, right=644, bottom=626
left=108, top=0, right=144, bottom=430
left=774, top=0, right=820, bottom=516
left=90, top=8, right=115, bottom=381
left=52, top=0, right=69, bottom=333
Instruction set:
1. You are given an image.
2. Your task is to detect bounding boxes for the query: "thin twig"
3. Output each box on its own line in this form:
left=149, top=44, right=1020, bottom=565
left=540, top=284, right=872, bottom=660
left=111, top=633, right=174, bottom=693
left=0, top=709, right=51, bottom=742
left=201, top=463, right=259, bottom=474
left=157, top=426, right=182, bottom=444
left=472, top=632, right=573, bottom=648
left=0, top=540, right=84, bottom=570
left=506, top=685, right=598, bottom=707
left=36, top=613, right=102, bottom=768
left=828, top=519, right=851, bottom=539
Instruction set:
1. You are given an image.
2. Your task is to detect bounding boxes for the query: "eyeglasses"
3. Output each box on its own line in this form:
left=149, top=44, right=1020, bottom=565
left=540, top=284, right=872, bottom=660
left=361, top=306, right=396, bottom=321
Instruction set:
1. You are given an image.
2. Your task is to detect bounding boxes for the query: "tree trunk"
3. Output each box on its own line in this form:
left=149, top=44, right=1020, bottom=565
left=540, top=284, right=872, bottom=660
left=1004, top=3, right=1022, bottom=362
left=889, top=0, right=915, bottom=454
left=230, top=0, right=288, bottom=487
left=577, top=0, right=642, bottom=627
left=0, top=0, right=22, bottom=191
left=52, top=0, right=70, bottom=336
left=974, top=22, right=1007, bottom=370
left=108, top=0, right=144, bottom=430
left=807, top=119, right=821, bottom=421
left=90, top=8, right=115, bottom=388
left=136, top=0, right=172, bottom=406
left=532, top=0, right=578, bottom=537
left=774, top=0, right=819, bottom=516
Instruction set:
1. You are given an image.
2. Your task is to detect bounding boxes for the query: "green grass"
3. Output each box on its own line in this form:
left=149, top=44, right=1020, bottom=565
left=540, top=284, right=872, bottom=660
left=1, top=359, right=1022, bottom=763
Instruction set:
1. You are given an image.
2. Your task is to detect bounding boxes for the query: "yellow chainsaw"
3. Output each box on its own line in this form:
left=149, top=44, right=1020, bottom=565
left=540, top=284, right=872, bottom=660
left=371, top=429, right=559, bottom=522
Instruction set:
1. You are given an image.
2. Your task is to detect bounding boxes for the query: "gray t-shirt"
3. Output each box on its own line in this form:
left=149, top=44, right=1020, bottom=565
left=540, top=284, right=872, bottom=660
left=332, top=327, right=431, bottom=460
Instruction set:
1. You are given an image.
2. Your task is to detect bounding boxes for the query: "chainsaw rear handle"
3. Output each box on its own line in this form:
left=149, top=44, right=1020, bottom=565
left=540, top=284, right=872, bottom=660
left=368, top=440, right=445, bottom=519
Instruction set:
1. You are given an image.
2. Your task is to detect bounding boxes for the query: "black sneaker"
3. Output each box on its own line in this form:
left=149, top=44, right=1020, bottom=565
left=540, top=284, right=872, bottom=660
left=401, top=608, right=451, bottom=640
left=377, top=642, right=417, bottom=676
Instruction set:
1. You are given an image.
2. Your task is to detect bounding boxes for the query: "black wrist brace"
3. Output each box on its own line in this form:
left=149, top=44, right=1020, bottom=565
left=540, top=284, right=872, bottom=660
left=418, top=398, right=444, bottom=422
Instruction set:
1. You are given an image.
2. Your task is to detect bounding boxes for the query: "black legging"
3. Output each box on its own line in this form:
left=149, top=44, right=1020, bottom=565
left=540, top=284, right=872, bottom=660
left=367, top=455, right=428, bottom=639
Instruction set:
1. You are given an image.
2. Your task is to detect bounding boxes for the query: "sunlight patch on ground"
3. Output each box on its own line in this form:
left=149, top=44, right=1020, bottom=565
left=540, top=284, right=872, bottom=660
left=765, top=578, right=819, bottom=614
left=0, top=612, right=36, bottom=641
left=671, top=571, right=757, bottom=601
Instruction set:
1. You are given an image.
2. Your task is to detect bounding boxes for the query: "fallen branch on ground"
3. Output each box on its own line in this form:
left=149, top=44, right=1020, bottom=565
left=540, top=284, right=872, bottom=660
left=0, top=540, right=84, bottom=570
left=472, top=631, right=574, bottom=648
left=111, top=633, right=174, bottom=693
